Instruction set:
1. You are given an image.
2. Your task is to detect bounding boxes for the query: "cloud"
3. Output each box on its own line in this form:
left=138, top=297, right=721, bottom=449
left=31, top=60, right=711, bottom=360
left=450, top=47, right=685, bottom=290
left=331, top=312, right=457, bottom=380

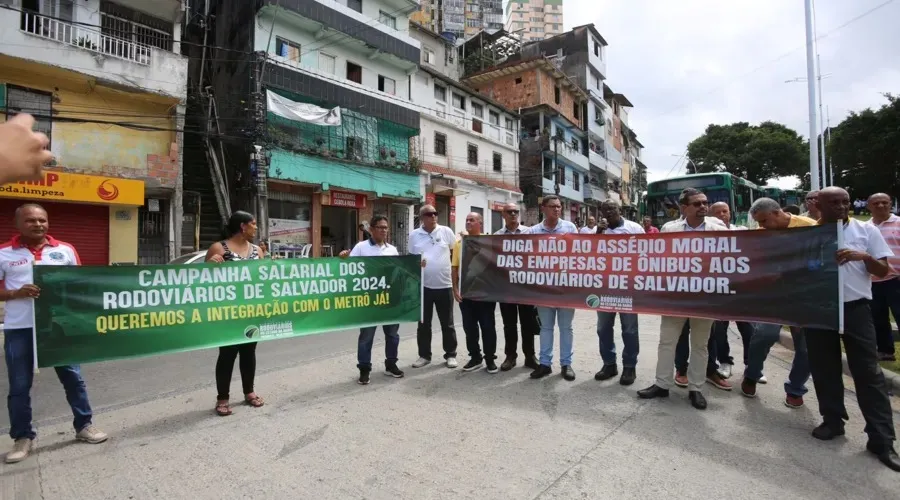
left=564, top=0, right=900, bottom=186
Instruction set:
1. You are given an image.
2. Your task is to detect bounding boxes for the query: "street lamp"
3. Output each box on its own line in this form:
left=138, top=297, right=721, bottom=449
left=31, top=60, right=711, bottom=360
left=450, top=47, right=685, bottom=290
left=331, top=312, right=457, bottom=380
left=803, top=0, right=821, bottom=191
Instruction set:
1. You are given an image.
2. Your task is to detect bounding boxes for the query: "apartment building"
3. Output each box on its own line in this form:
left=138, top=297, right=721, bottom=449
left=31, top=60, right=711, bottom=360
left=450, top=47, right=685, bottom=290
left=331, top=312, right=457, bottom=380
left=410, top=22, right=521, bottom=235
left=412, top=0, right=504, bottom=40
left=0, top=0, right=188, bottom=264
left=505, top=0, right=564, bottom=43
left=187, top=0, right=423, bottom=256
left=462, top=56, right=588, bottom=225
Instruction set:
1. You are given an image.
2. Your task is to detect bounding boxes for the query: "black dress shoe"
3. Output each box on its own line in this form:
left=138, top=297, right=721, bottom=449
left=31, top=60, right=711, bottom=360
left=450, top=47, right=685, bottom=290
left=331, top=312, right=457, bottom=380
left=637, top=385, right=669, bottom=399
left=530, top=364, right=552, bottom=379
left=867, top=443, right=900, bottom=472
left=594, top=364, right=618, bottom=381
left=689, top=391, right=707, bottom=410
left=811, top=422, right=845, bottom=441
left=619, top=367, right=637, bottom=386
left=561, top=365, right=576, bottom=381
left=524, top=357, right=540, bottom=370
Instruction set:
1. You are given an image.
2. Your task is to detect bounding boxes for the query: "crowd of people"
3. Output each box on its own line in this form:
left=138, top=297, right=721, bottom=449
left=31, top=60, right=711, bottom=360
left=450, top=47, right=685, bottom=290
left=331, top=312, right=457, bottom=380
left=1, top=114, right=899, bottom=470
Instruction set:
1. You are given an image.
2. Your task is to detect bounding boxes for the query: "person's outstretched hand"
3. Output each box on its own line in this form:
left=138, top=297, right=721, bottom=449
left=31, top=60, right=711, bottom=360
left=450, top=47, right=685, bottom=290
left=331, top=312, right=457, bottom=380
left=0, top=114, right=53, bottom=185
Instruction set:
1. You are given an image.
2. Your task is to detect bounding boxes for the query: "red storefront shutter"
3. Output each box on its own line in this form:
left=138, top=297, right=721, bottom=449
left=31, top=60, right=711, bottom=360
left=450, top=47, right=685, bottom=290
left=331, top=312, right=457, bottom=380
left=0, top=200, right=110, bottom=266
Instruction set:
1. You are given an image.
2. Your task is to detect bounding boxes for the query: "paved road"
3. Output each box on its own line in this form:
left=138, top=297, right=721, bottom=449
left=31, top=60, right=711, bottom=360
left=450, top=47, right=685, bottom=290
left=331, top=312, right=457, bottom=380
left=1, top=311, right=899, bottom=499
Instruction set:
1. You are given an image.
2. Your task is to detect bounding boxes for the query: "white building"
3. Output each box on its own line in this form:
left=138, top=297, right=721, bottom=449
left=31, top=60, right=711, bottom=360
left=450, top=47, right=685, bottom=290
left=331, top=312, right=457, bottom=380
left=410, top=22, right=522, bottom=235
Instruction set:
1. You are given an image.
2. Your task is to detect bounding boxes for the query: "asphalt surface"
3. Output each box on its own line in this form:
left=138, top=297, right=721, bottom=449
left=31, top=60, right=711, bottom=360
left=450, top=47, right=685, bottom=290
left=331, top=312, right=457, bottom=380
left=1, top=311, right=899, bottom=499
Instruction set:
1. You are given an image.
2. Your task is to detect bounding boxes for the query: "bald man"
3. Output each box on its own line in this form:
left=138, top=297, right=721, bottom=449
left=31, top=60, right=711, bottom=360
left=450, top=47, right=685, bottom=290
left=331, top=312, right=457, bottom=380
left=452, top=212, right=499, bottom=373
left=867, top=193, right=900, bottom=362
left=807, top=187, right=899, bottom=471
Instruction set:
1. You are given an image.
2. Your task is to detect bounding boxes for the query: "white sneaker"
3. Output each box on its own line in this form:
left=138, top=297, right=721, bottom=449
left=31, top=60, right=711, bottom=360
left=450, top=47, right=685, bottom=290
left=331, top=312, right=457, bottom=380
left=758, top=375, right=768, bottom=384
left=717, top=363, right=733, bottom=379
left=412, top=357, right=431, bottom=368
left=76, top=425, right=109, bottom=444
left=5, top=438, right=33, bottom=464
left=446, top=357, right=459, bottom=369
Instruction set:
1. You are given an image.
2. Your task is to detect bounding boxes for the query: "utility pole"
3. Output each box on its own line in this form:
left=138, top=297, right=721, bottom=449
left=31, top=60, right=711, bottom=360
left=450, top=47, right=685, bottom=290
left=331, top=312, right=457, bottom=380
left=552, top=135, right=561, bottom=196
left=804, top=0, right=820, bottom=191
left=816, top=54, right=827, bottom=186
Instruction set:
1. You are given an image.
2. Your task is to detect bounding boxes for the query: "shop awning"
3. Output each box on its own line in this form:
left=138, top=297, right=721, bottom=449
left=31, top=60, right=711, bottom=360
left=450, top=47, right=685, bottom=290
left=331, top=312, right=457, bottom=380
left=269, top=149, right=421, bottom=200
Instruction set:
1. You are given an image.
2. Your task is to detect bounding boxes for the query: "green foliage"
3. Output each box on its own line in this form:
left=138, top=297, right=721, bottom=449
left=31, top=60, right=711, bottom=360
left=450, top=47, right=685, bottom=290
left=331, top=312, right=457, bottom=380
left=686, top=121, right=808, bottom=185
left=827, top=94, right=900, bottom=199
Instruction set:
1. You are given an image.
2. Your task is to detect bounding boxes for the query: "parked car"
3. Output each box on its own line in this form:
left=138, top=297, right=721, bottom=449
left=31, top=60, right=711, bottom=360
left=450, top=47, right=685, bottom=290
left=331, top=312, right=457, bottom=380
left=169, top=251, right=205, bottom=265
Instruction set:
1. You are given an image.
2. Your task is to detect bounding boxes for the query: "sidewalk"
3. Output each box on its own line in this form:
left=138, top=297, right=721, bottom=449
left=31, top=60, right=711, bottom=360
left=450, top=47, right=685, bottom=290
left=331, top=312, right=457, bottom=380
left=1, top=312, right=898, bottom=499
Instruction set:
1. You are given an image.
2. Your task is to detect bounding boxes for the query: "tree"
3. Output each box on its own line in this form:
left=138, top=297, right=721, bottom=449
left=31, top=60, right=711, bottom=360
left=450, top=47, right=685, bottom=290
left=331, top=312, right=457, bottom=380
left=686, top=121, right=808, bottom=185
left=828, top=94, right=900, bottom=200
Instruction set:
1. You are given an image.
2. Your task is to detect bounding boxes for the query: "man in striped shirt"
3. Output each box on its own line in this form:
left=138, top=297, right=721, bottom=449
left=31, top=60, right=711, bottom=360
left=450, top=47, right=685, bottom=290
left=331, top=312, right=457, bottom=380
left=867, top=193, right=900, bottom=362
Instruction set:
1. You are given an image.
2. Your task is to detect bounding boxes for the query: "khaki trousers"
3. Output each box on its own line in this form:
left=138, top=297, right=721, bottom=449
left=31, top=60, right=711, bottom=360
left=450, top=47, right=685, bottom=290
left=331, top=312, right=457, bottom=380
left=655, top=316, right=715, bottom=391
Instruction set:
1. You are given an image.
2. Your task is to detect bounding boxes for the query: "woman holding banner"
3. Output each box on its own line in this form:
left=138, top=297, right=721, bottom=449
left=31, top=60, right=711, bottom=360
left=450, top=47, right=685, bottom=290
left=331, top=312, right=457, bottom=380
left=206, top=211, right=266, bottom=416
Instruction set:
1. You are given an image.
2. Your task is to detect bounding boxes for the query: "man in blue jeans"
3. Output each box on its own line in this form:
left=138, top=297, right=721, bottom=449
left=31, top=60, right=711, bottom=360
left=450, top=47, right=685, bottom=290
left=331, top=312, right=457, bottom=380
left=739, top=198, right=817, bottom=408
left=340, top=215, right=404, bottom=385
left=2, top=203, right=107, bottom=464
left=526, top=195, right=579, bottom=381
left=593, top=200, right=644, bottom=385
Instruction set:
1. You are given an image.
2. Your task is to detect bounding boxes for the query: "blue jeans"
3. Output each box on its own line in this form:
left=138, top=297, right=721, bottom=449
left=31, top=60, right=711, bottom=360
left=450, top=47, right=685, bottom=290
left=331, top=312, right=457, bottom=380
left=596, top=312, right=639, bottom=368
left=5, top=328, right=93, bottom=440
left=357, top=324, right=400, bottom=370
left=744, top=323, right=810, bottom=397
left=537, top=307, right=575, bottom=367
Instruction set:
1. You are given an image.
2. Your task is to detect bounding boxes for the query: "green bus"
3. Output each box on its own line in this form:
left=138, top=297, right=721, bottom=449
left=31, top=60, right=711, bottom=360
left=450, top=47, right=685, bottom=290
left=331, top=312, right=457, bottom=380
left=645, top=173, right=765, bottom=228
left=762, top=187, right=806, bottom=209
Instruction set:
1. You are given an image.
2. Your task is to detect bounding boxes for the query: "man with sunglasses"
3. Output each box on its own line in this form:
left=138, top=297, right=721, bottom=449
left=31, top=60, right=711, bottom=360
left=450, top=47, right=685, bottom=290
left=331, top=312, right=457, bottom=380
left=494, top=202, right=540, bottom=371
left=409, top=205, right=459, bottom=369
left=801, top=190, right=820, bottom=221
left=638, top=188, right=728, bottom=410
left=526, top=195, right=579, bottom=381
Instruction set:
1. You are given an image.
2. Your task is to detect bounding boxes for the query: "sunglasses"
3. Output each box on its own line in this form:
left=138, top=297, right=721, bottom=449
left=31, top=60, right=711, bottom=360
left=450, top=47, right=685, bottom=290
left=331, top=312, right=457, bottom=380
left=688, top=201, right=709, bottom=207
left=504, top=210, right=520, bottom=215
left=422, top=212, right=438, bottom=217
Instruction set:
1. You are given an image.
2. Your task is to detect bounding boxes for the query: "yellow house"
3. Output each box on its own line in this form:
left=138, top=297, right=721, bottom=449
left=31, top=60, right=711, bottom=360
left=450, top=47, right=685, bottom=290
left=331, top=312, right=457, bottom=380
left=0, top=1, right=188, bottom=264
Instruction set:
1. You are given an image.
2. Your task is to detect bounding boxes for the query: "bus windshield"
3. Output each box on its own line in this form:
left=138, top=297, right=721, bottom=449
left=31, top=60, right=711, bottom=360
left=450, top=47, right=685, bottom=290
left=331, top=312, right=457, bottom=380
left=647, top=188, right=731, bottom=225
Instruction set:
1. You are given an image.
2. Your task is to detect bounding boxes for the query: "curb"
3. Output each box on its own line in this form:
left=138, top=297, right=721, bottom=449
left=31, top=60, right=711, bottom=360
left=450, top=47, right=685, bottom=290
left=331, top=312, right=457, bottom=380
left=778, top=329, right=900, bottom=394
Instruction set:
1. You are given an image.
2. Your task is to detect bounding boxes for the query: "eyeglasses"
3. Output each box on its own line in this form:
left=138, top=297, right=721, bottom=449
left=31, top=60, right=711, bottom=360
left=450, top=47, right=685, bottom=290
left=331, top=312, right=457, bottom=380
left=504, top=210, right=520, bottom=215
left=422, top=212, right=438, bottom=217
left=689, top=201, right=709, bottom=207
left=373, top=225, right=389, bottom=230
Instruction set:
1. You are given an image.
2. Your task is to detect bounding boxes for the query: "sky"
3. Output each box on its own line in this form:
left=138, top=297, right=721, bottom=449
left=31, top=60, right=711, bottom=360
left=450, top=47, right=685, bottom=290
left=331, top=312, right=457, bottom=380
left=561, top=0, right=900, bottom=188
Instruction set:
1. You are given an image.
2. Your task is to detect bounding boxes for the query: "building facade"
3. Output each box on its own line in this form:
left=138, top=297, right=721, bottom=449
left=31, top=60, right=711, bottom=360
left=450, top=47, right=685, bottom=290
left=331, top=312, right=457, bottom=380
left=504, top=0, right=564, bottom=43
left=462, top=56, right=588, bottom=225
left=412, top=0, right=504, bottom=40
left=0, top=0, right=188, bottom=264
left=188, top=0, right=422, bottom=257
left=410, top=22, right=521, bottom=235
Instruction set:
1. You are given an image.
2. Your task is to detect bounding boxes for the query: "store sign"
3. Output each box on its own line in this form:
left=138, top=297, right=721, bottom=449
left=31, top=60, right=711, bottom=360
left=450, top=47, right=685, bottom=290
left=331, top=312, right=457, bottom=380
left=491, top=201, right=507, bottom=212
left=323, top=190, right=366, bottom=208
left=0, top=171, right=144, bottom=206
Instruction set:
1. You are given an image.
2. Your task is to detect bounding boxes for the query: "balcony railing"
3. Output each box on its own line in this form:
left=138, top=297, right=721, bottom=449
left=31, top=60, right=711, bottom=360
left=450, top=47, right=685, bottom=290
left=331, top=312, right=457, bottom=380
left=21, top=11, right=152, bottom=65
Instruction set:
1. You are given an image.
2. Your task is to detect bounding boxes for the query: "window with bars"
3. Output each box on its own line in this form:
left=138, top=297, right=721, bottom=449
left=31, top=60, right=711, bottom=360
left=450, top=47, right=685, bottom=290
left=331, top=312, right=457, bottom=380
left=276, top=37, right=301, bottom=62
left=6, top=85, right=52, bottom=149
left=467, top=143, right=478, bottom=165
left=492, top=152, right=502, bottom=172
left=434, top=132, right=447, bottom=156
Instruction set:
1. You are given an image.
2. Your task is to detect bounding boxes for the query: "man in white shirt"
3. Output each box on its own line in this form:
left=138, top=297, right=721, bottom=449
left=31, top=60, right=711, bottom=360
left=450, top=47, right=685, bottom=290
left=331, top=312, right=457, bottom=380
left=408, top=205, right=459, bottom=369
left=579, top=216, right=599, bottom=234
left=340, top=215, right=404, bottom=385
left=525, top=195, right=579, bottom=381
left=805, top=187, right=899, bottom=471
left=638, top=188, right=728, bottom=410
left=494, top=202, right=540, bottom=371
left=1, top=203, right=108, bottom=464
left=594, top=200, right=644, bottom=386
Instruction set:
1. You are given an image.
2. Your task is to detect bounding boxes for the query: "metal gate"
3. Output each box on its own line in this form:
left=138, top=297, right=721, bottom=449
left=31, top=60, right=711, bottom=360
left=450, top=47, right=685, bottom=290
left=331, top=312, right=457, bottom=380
left=391, top=203, right=409, bottom=255
left=138, top=198, right=170, bottom=265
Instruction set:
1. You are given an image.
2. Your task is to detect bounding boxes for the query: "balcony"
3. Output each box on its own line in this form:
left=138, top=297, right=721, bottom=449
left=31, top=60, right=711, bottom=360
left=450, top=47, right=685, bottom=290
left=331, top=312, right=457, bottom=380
left=589, top=149, right=605, bottom=168
left=541, top=177, right=584, bottom=203
left=589, top=118, right=604, bottom=141
left=1, top=8, right=186, bottom=98
left=585, top=184, right=607, bottom=202
left=542, top=137, right=589, bottom=171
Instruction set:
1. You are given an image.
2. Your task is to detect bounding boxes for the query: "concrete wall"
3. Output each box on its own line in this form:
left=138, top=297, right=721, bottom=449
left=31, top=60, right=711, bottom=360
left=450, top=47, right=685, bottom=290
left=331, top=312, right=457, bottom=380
left=109, top=206, right=139, bottom=263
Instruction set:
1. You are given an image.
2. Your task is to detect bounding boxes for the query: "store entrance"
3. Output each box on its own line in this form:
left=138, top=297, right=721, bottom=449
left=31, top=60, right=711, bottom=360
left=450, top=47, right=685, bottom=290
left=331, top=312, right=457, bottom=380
left=321, top=205, right=357, bottom=256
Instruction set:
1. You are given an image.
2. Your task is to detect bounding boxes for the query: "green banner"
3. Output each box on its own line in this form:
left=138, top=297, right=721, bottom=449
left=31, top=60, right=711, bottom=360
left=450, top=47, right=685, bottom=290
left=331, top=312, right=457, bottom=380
left=33, top=256, right=422, bottom=367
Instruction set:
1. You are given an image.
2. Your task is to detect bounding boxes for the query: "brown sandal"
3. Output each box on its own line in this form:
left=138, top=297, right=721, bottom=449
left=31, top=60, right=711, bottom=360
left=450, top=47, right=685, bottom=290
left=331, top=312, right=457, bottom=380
left=215, top=400, right=232, bottom=416
left=245, top=393, right=264, bottom=408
